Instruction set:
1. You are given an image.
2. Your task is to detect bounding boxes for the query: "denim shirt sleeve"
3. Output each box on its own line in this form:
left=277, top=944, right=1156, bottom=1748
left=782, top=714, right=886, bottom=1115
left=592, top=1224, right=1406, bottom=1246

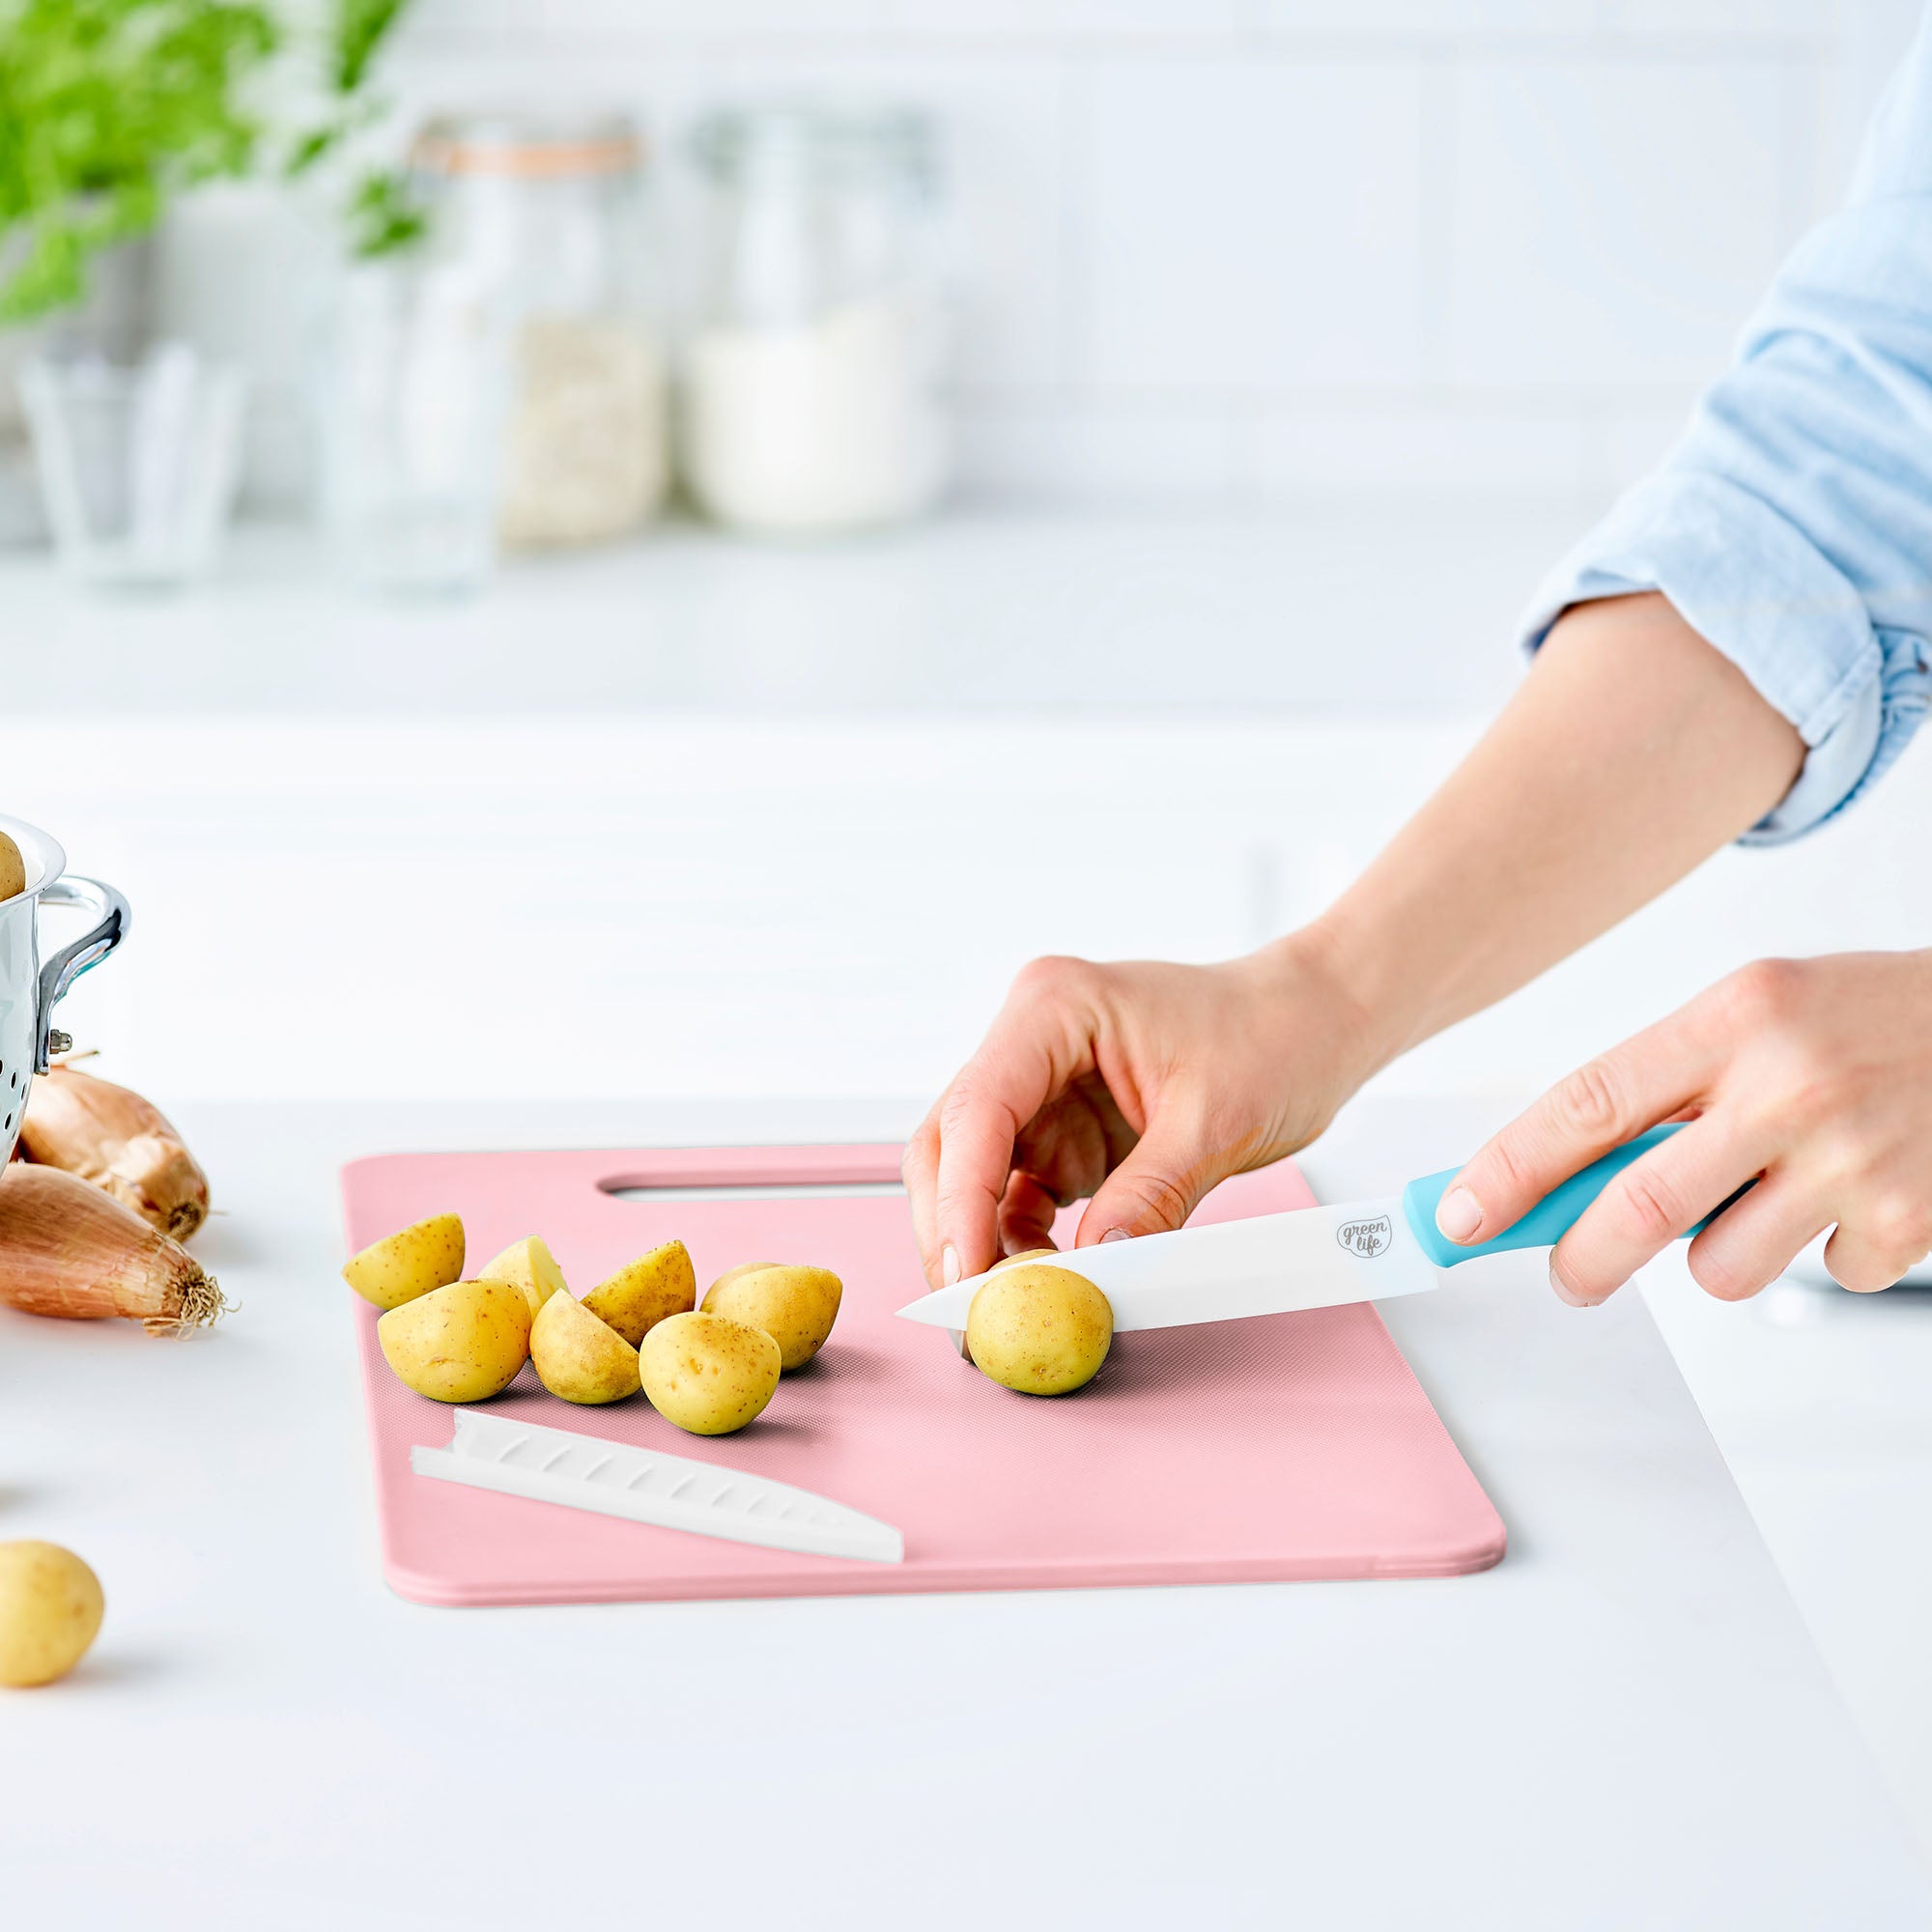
left=1518, top=10, right=1932, bottom=844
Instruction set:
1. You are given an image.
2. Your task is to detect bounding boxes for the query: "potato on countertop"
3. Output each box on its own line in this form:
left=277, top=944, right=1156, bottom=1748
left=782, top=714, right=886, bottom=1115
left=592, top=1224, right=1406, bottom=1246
left=0, top=1541, right=102, bottom=1688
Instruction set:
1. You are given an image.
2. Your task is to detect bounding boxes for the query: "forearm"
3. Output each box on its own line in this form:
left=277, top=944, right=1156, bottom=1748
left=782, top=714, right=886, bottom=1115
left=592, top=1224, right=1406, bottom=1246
left=1296, top=592, right=1805, bottom=1073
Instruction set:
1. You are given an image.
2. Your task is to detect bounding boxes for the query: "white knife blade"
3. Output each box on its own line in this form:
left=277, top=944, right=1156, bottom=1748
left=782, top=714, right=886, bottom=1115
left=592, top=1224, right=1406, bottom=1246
left=898, top=1125, right=1742, bottom=1339
left=412, top=1409, right=903, bottom=1564
left=895, top=1195, right=1441, bottom=1334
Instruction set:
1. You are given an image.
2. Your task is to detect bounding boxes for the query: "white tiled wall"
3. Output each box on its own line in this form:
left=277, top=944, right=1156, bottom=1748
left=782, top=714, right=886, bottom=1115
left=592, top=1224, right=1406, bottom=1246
left=361, top=0, right=1920, bottom=504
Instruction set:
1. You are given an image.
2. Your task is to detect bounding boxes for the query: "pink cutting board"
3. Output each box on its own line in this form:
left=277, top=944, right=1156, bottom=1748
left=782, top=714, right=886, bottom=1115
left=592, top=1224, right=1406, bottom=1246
left=342, top=1145, right=1504, bottom=1606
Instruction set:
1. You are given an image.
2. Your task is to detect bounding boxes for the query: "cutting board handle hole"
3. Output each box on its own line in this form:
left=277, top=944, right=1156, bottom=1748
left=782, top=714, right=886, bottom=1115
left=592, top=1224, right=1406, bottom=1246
left=597, top=1177, right=906, bottom=1203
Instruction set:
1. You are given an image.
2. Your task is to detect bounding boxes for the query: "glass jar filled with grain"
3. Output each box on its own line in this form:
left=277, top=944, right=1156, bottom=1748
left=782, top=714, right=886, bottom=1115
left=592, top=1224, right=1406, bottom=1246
left=412, top=112, right=669, bottom=550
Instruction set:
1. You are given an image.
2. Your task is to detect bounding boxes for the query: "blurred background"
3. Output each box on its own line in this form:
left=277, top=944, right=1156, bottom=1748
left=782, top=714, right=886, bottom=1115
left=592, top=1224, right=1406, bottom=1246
left=4, top=0, right=1931, bottom=1837
left=4, top=0, right=1923, bottom=1102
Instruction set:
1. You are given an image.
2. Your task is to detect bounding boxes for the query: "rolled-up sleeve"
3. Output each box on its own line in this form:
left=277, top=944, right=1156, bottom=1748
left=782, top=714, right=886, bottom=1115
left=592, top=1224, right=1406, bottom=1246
left=1519, top=19, right=1932, bottom=844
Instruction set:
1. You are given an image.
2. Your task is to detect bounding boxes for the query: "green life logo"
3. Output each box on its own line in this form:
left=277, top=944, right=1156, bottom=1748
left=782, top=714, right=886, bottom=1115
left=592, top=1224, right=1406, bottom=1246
left=1336, top=1213, right=1393, bottom=1260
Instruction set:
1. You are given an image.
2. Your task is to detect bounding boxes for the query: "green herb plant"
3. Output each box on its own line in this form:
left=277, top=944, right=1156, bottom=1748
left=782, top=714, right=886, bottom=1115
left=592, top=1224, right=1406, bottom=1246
left=0, top=0, right=278, bottom=323
left=284, top=0, right=425, bottom=260
left=0, top=0, right=420, bottom=327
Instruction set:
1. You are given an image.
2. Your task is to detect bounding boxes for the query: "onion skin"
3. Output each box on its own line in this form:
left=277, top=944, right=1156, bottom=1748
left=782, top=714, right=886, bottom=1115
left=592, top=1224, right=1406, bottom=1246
left=18, top=1068, right=210, bottom=1241
left=0, top=1166, right=225, bottom=1335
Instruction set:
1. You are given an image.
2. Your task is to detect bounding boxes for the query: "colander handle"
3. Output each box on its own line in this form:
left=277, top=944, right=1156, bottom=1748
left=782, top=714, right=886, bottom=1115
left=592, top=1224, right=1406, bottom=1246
left=36, top=876, right=131, bottom=1073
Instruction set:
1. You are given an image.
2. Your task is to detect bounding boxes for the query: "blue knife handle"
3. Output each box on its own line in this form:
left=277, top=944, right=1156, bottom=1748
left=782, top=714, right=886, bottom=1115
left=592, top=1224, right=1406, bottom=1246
left=1402, top=1123, right=1741, bottom=1267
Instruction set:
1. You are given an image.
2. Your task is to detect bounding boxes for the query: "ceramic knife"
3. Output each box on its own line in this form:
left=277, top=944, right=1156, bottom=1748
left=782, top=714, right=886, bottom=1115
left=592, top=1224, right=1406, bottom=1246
left=897, top=1124, right=1734, bottom=1334
left=412, top=1409, right=904, bottom=1563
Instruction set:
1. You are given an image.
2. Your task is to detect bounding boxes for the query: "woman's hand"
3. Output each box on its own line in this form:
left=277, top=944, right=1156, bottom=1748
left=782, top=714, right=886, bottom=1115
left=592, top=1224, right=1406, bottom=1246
left=1436, top=951, right=1932, bottom=1303
left=902, top=929, right=1385, bottom=1291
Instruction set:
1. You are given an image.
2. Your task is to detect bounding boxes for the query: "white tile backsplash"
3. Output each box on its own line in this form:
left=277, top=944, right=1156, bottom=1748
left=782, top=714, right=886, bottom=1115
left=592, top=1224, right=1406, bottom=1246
left=1083, top=58, right=1426, bottom=390
left=188, top=0, right=1882, bottom=507
left=956, top=399, right=1247, bottom=502
left=1596, top=0, right=1833, bottom=36
left=1261, top=0, right=1598, bottom=35
left=895, top=0, right=1245, bottom=37
left=1446, top=56, right=1799, bottom=387
left=1256, top=405, right=1600, bottom=497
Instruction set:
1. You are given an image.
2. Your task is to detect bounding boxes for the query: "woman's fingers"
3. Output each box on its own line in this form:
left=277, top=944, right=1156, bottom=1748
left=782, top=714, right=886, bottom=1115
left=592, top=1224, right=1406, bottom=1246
left=1823, top=1208, right=1932, bottom=1293
left=901, top=1109, right=943, bottom=1284
left=1438, top=1004, right=1719, bottom=1249
left=1546, top=1115, right=1764, bottom=1306
left=929, top=966, right=1095, bottom=1288
left=995, top=1171, right=1063, bottom=1258
left=1077, top=1109, right=1237, bottom=1244
left=1011, top=1074, right=1138, bottom=1199
left=1684, top=1175, right=1831, bottom=1303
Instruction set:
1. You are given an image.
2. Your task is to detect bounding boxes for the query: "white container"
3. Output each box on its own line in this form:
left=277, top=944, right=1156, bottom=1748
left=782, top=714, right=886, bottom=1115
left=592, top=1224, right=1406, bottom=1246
left=681, top=105, right=949, bottom=535
left=0, top=815, right=129, bottom=1162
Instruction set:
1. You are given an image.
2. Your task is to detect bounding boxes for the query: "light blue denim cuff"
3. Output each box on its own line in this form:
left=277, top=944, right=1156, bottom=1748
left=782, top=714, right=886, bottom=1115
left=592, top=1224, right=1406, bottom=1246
left=1518, top=470, right=1929, bottom=844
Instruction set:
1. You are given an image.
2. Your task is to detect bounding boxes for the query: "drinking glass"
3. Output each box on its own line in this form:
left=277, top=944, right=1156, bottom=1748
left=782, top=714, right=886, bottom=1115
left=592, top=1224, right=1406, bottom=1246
left=21, top=344, right=244, bottom=586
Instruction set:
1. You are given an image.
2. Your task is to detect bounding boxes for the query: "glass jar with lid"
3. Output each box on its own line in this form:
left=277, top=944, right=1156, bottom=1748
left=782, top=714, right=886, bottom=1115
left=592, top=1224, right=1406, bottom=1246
left=412, top=112, right=669, bottom=549
left=681, top=104, right=950, bottom=535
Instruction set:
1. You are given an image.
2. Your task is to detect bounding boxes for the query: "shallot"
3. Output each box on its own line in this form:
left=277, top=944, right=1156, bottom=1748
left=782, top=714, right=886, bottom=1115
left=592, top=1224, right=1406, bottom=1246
left=0, top=1165, right=225, bottom=1335
left=19, top=1066, right=209, bottom=1240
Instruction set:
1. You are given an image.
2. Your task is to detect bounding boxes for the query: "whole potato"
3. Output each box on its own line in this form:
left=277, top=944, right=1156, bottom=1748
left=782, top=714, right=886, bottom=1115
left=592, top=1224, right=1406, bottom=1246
left=0, top=832, right=25, bottom=904
left=0, top=1541, right=103, bottom=1687
left=342, top=1211, right=466, bottom=1311
left=530, top=1291, right=641, bottom=1404
left=700, top=1263, right=841, bottom=1372
left=966, top=1263, right=1113, bottom=1396
left=378, top=1278, right=531, bottom=1403
left=582, top=1238, right=695, bottom=1347
left=478, top=1235, right=569, bottom=1321
left=963, top=1249, right=1061, bottom=1364
left=640, top=1311, right=781, bottom=1435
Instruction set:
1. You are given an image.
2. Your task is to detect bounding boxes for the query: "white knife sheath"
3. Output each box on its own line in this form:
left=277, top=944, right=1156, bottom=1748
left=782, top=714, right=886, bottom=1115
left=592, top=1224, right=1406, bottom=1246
left=412, top=1409, right=904, bottom=1564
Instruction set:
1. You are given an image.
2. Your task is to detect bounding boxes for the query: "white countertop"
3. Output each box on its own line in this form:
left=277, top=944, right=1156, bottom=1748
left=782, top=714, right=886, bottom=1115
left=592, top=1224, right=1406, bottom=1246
left=9, top=502, right=1932, bottom=1900
left=6, top=1094, right=1925, bottom=1930
left=7, top=503, right=1586, bottom=716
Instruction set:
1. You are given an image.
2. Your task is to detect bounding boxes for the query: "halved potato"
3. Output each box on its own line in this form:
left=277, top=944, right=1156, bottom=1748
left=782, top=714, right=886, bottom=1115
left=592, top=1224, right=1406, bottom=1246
left=378, top=1278, right=531, bottom=1403
left=582, top=1238, right=695, bottom=1347
left=342, top=1212, right=465, bottom=1311
left=530, top=1292, right=641, bottom=1405
left=479, top=1236, right=569, bottom=1321
left=640, top=1312, right=781, bottom=1435
left=700, top=1264, right=842, bottom=1372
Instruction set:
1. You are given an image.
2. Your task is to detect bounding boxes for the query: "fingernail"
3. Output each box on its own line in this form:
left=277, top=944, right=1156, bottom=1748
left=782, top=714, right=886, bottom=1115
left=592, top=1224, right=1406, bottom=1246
left=1435, top=1186, right=1482, bottom=1243
left=1548, top=1259, right=1593, bottom=1308
left=1099, top=1228, right=1131, bottom=1244
left=941, top=1245, right=961, bottom=1286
